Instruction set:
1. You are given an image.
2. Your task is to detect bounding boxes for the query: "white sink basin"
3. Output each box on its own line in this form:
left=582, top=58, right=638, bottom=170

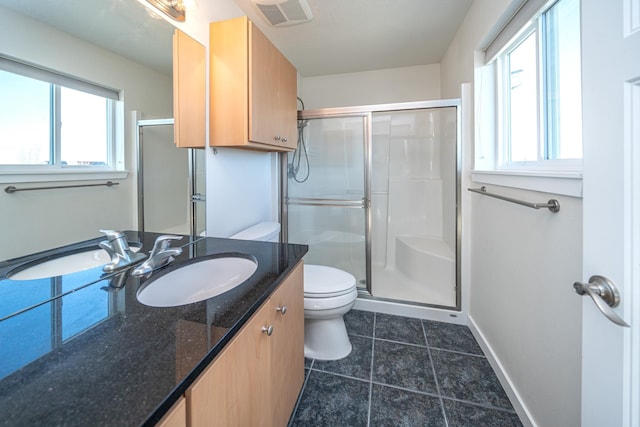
left=136, top=256, right=258, bottom=307
left=9, top=246, right=141, bottom=281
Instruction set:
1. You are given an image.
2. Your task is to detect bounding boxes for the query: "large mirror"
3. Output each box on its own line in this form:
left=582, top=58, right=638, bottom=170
left=0, top=0, right=203, bottom=260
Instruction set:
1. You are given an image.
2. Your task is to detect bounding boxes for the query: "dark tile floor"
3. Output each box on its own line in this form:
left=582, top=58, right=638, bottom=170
left=289, top=310, right=523, bottom=427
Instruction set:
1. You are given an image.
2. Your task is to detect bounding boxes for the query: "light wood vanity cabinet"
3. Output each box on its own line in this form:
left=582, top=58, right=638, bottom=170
left=185, top=262, right=304, bottom=426
left=157, top=397, right=187, bottom=427
left=173, top=29, right=206, bottom=148
left=268, top=262, right=305, bottom=426
left=210, top=17, right=297, bottom=151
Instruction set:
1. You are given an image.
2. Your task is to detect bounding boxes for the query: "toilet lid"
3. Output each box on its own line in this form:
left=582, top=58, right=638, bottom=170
left=304, top=264, right=357, bottom=298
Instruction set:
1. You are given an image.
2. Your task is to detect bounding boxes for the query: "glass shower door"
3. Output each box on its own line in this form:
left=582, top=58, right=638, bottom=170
left=137, top=117, right=205, bottom=237
left=286, top=115, right=368, bottom=290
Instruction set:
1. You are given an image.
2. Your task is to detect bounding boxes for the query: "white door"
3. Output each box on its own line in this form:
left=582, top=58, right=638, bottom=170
left=580, top=0, right=640, bottom=426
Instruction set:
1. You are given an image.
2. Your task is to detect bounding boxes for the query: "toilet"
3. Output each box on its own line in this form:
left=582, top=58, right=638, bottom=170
left=229, top=221, right=281, bottom=242
left=230, top=222, right=358, bottom=361
left=303, top=265, right=357, bottom=360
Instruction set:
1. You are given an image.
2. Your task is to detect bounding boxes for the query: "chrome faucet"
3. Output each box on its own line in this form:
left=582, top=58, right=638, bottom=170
left=131, top=235, right=183, bottom=277
left=99, top=229, right=147, bottom=273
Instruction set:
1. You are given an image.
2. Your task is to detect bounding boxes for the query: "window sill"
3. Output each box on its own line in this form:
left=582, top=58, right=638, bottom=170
left=471, top=169, right=583, bottom=197
left=0, top=170, right=129, bottom=185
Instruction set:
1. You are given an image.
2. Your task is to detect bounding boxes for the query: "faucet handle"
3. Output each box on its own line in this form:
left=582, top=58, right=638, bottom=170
left=150, top=235, right=183, bottom=256
left=99, top=229, right=126, bottom=242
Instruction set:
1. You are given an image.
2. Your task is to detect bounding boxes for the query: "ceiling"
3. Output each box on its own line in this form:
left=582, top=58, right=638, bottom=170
left=0, top=0, right=473, bottom=78
left=235, top=0, right=474, bottom=77
left=0, top=0, right=175, bottom=75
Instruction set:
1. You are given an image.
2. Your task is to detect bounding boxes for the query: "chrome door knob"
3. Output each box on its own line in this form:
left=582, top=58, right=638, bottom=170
left=276, top=305, right=287, bottom=315
left=262, top=325, right=274, bottom=336
left=574, top=275, right=629, bottom=327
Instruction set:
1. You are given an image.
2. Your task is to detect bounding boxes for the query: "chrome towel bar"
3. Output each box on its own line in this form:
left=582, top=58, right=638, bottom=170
left=468, top=186, right=560, bottom=213
left=5, top=181, right=119, bottom=194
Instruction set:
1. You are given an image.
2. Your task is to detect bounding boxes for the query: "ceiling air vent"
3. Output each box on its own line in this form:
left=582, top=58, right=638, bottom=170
left=252, top=0, right=313, bottom=27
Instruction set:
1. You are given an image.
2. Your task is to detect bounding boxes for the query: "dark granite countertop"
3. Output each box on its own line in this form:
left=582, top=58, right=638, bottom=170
left=0, top=231, right=307, bottom=426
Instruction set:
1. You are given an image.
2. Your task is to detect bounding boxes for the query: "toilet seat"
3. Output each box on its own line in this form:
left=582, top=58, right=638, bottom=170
left=304, top=265, right=357, bottom=298
left=304, top=287, right=358, bottom=312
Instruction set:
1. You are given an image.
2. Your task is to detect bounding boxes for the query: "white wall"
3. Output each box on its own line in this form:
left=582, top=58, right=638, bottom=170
left=205, top=148, right=275, bottom=238
left=0, top=8, right=172, bottom=260
left=301, top=64, right=441, bottom=109
left=440, top=1, right=583, bottom=425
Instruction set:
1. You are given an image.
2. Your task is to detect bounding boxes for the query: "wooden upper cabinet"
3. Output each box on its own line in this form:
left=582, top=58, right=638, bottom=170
left=173, top=30, right=206, bottom=148
left=210, top=17, right=297, bottom=152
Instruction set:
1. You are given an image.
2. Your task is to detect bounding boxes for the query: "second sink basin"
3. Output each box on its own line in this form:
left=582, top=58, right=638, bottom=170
left=136, top=255, right=258, bottom=307
left=9, top=246, right=141, bottom=281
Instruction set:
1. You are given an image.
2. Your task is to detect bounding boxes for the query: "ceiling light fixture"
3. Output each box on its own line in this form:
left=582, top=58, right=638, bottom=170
left=144, top=0, right=186, bottom=22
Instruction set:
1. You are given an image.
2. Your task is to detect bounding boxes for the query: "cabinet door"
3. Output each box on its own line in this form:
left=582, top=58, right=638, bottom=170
left=276, top=53, right=298, bottom=150
left=270, top=262, right=305, bottom=426
left=186, top=303, right=271, bottom=427
left=249, top=22, right=281, bottom=146
left=209, top=17, right=249, bottom=148
left=157, top=397, right=186, bottom=427
left=173, top=30, right=206, bottom=148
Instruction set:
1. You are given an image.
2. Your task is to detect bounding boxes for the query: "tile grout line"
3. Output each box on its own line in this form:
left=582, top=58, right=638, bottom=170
left=439, top=395, right=521, bottom=414
left=430, top=346, right=487, bottom=358
left=308, top=368, right=371, bottom=384
left=422, top=320, right=450, bottom=427
left=369, top=380, right=442, bottom=400
left=366, top=312, right=377, bottom=427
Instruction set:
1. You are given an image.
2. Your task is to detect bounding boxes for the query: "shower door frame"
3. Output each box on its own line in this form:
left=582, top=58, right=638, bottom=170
left=281, top=111, right=372, bottom=292
left=135, top=115, right=205, bottom=236
left=281, top=99, right=462, bottom=310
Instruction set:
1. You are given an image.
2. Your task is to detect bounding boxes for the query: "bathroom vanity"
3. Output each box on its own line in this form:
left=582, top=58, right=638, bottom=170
left=0, top=232, right=307, bottom=426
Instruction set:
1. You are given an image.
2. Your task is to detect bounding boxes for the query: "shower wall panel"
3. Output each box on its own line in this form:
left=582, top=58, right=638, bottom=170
left=370, top=108, right=457, bottom=307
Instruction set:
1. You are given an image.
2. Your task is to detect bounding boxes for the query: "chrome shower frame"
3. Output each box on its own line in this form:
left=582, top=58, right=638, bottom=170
left=281, top=99, right=462, bottom=311
left=135, top=115, right=204, bottom=237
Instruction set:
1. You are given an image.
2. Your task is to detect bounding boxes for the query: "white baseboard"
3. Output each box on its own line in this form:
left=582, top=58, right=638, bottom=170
left=467, top=315, right=536, bottom=427
left=354, top=296, right=467, bottom=325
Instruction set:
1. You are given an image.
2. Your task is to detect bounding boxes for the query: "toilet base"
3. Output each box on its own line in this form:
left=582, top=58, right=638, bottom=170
left=304, top=315, right=352, bottom=360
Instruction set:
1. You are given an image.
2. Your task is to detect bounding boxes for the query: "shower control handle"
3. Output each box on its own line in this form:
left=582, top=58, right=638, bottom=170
left=276, top=305, right=287, bottom=315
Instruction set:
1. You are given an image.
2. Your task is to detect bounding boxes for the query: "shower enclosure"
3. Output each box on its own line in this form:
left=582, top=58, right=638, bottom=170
left=283, top=100, right=460, bottom=308
left=136, top=117, right=206, bottom=236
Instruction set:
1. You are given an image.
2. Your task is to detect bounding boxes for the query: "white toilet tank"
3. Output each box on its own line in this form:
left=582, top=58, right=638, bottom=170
left=229, top=222, right=281, bottom=242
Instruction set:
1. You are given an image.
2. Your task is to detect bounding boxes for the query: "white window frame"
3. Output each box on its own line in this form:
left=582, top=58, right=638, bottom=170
left=473, top=0, right=583, bottom=197
left=0, top=55, right=126, bottom=184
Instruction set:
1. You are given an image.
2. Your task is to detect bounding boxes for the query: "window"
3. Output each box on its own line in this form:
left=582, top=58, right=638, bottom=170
left=488, top=0, right=582, bottom=171
left=0, top=56, right=120, bottom=174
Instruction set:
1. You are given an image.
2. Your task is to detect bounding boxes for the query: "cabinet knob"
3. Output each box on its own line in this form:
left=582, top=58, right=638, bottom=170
left=274, top=136, right=281, bottom=141
left=282, top=137, right=287, bottom=143
left=276, top=305, right=287, bottom=315
left=262, top=325, right=273, bottom=336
